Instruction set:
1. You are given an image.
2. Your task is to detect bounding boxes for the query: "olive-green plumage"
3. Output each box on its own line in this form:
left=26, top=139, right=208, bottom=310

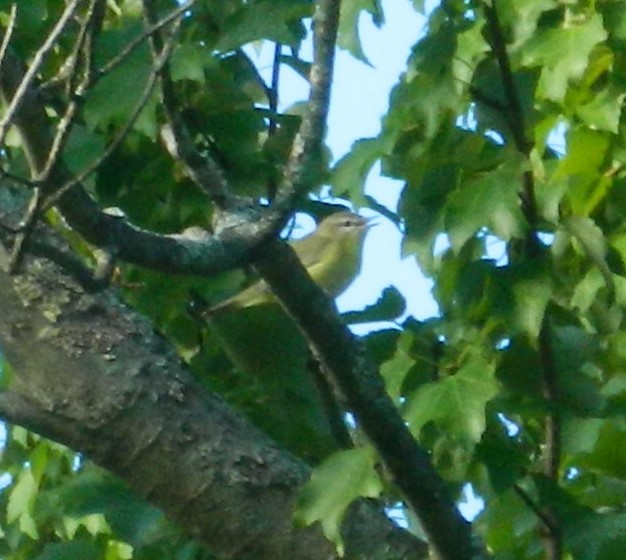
left=205, top=211, right=371, bottom=317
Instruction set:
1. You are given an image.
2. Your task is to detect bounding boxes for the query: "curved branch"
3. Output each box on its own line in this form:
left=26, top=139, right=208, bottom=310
left=0, top=229, right=428, bottom=560
left=0, top=46, right=273, bottom=276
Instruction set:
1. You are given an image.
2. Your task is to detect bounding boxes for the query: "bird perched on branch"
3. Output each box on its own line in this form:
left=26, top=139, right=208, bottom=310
left=204, top=211, right=373, bottom=317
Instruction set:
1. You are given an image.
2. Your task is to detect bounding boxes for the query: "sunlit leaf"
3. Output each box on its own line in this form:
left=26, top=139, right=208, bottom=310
left=295, top=447, right=383, bottom=555
left=406, top=354, right=499, bottom=443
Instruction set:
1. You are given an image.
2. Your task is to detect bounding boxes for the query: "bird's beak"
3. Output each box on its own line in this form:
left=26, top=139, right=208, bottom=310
left=364, top=216, right=379, bottom=229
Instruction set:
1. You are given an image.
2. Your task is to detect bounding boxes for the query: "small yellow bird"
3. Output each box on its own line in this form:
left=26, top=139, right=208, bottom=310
left=205, top=211, right=373, bottom=317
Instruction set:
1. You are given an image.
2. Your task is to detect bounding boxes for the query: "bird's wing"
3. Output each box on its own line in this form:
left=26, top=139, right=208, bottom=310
left=291, top=235, right=326, bottom=268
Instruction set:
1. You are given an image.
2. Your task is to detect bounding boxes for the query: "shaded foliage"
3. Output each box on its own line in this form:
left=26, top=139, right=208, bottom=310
left=2, top=0, right=626, bottom=558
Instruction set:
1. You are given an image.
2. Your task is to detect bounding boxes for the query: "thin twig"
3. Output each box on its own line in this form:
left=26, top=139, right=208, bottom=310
left=8, top=1, right=106, bottom=273
left=513, top=483, right=559, bottom=535
left=266, top=42, right=283, bottom=200
left=269, top=43, right=282, bottom=136
left=482, top=3, right=562, bottom=558
left=100, top=0, right=195, bottom=79
left=482, top=0, right=539, bottom=234
left=0, top=4, right=17, bottom=73
left=63, top=0, right=97, bottom=95
left=7, top=188, right=42, bottom=273
left=40, top=0, right=104, bottom=184
left=0, top=0, right=81, bottom=151
left=42, top=17, right=183, bottom=212
left=274, top=0, right=341, bottom=209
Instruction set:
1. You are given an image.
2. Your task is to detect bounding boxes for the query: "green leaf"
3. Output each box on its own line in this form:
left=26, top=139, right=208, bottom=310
left=476, top=487, right=538, bottom=555
left=562, top=417, right=604, bottom=456
left=496, top=259, right=552, bottom=339
left=216, top=0, right=309, bottom=51
left=7, top=469, right=39, bottom=539
left=569, top=512, right=626, bottom=560
left=170, top=44, right=212, bottom=83
left=63, top=126, right=105, bottom=176
left=379, top=331, right=415, bottom=401
left=553, top=325, right=605, bottom=415
left=578, top=422, right=626, bottom=478
left=342, top=285, right=406, bottom=324
left=7, top=469, right=37, bottom=523
left=476, top=418, right=530, bottom=493
left=521, top=13, right=607, bottom=102
left=497, top=0, right=558, bottom=43
left=577, top=85, right=624, bottom=133
left=444, top=157, right=526, bottom=252
left=564, top=216, right=614, bottom=302
left=330, top=137, right=388, bottom=205
left=53, top=469, right=164, bottom=547
left=34, top=540, right=102, bottom=560
left=0, top=354, right=14, bottom=389
left=406, top=354, right=499, bottom=443
left=83, top=43, right=158, bottom=137
left=337, top=0, right=384, bottom=64
left=295, top=447, right=383, bottom=555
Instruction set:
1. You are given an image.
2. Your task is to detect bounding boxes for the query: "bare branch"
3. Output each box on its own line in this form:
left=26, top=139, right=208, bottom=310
left=0, top=4, right=17, bottom=72
left=513, top=483, right=559, bottom=535
left=42, top=15, right=182, bottom=212
left=269, top=42, right=282, bottom=137
left=40, top=0, right=105, bottom=183
left=245, top=5, right=485, bottom=556
left=275, top=0, right=340, bottom=208
left=7, top=187, right=41, bottom=273
left=481, top=4, right=562, bottom=559
left=6, top=1, right=107, bottom=274
left=267, top=42, right=283, bottom=200
left=0, top=0, right=82, bottom=153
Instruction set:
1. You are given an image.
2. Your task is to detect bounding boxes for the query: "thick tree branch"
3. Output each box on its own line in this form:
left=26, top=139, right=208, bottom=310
left=0, top=0, right=341, bottom=278
left=0, top=218, right=428, bottom=560
left=0, top=45, right=276, bottom=276
left=538, top=319, right=563, bottom=560
left=253, top=240, right=485, bottom=560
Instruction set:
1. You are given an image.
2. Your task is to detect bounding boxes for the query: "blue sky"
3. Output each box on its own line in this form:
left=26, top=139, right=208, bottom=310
left=251, top=1, right=439, bottom=323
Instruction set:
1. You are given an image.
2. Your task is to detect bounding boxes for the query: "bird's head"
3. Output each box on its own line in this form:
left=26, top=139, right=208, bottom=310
left=316, top=211, right=374, bottom=241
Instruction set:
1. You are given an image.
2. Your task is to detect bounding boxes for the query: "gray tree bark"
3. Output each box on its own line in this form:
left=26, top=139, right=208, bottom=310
left=0, top=189, right=427, bottom=560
